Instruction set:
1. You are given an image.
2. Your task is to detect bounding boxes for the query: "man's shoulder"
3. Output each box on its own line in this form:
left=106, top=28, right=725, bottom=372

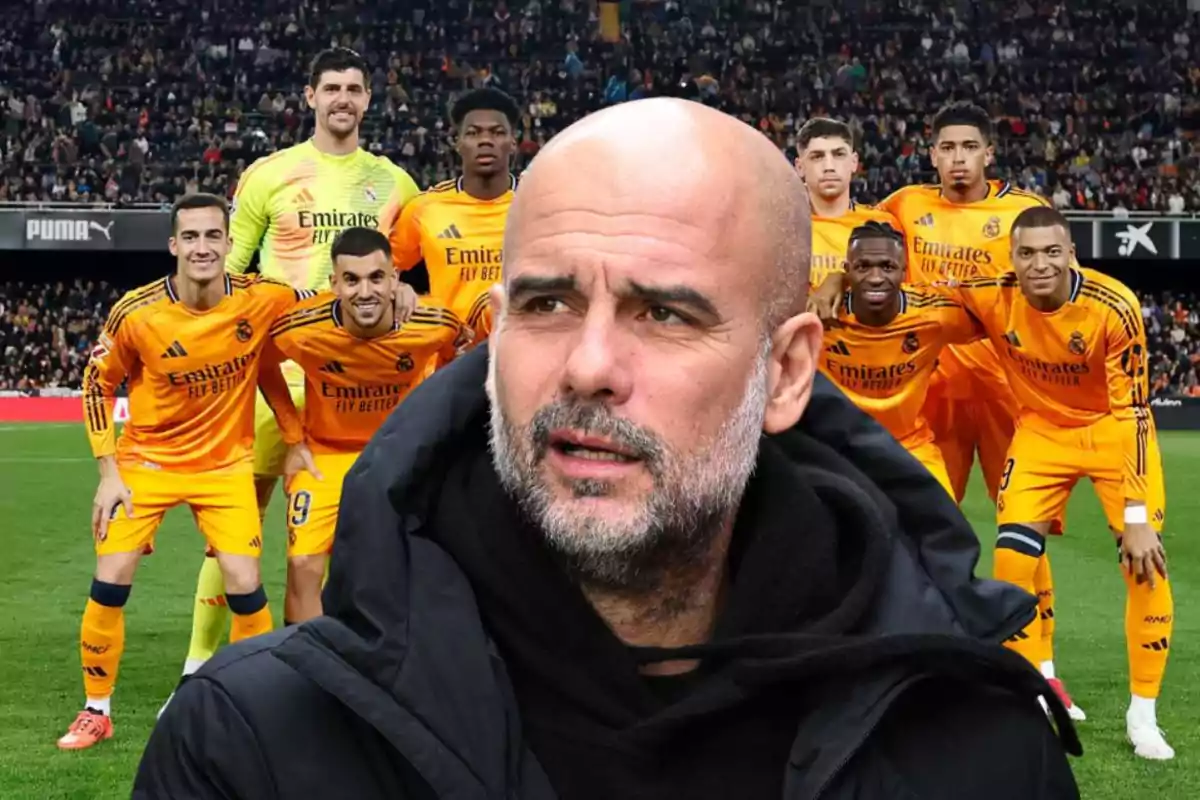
left=852, top=675, right=1080, bottom=799
left=106, top=279, right=172, bottom=332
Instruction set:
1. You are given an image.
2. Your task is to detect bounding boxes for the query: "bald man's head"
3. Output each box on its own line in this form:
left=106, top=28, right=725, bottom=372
left=486, top=98, right=823, bottom=592
left=508, top=98, right=812, bottom=330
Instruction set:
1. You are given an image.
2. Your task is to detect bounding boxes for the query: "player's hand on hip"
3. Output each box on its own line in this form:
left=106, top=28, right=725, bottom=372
left=1121, top=521, right=1168, bottom=589
left=284, top=442, right=323, bottom=481
left=808, top=273, right=847, bottom=327
left=91, top=476, right=133, bottom=543
left=394, top=283, right=418, bottom=324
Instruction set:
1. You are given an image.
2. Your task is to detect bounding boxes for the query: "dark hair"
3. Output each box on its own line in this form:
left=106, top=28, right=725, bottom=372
left=450, top=88, right=521, bottom=130
left=849, top=220, right=905, bottom=248
left=308, top=47, right=368, bottom=89
left=171, top=193, right=229, bottom=232
left=330, top=226, right=392, bottom=263
left=797, top=118, right=855, bottom=150
left=932, top=101, right=994, bottom=143
left=1010, top=205, right=1069, bottom=237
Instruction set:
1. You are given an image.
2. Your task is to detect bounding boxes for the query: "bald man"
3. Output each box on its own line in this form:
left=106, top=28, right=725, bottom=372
left=137, top=99, right=1079, bottom=800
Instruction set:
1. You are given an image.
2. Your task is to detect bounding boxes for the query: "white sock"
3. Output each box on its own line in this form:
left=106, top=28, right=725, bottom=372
left=183, top=657, right=207, bottom=676
left=1129, top=694, right=1157, bottom=725
left=1040, top=661, right=1056, bottom=680
left=85, top=696, right=111, bottom=716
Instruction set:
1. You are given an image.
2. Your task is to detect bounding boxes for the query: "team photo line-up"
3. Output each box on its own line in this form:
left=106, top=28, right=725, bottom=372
left=54, top=47, right=1170, bottom=798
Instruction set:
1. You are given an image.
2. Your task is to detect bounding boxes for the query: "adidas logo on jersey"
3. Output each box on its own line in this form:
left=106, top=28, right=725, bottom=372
left=161, top=341, right=188, bottom=359
left=826, top=340, right=851, bottom=356
left=293, top=188, right=316, bottom=207
left=319, top=360, right=346, bottom=374
left=914, top=213, right=934, bottom=227
left=437, top=224, right=464, bottom=239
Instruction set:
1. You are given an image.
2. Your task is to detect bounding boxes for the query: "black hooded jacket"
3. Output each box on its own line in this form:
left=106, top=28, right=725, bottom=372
left=133, top=347, right=1081, bottom=799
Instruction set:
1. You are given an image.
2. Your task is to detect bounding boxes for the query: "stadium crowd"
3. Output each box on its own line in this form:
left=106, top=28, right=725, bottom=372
left=3, top=279, right=1198, bottom=397
left=0, top=0, right=1195, bottom=210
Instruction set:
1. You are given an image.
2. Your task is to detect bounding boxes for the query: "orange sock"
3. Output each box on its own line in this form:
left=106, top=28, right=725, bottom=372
left=994, top=525, right=1045, bottom=669
left=80, top=581, right=130, bottom=706
left=226, top=586, right=274, bottom=643
left=1123, top=570, right=1173, bottom=699
left=1034, top=552, right=1055, bottom=665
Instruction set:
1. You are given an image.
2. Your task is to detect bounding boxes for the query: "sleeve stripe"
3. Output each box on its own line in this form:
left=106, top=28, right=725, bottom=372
left=412, top=307, right=462, bottom=326
left=465, top=292, right=491, bottom=326
left=406, top=318, right=462, bottom=335
left=269, top=304, right=335, bottom=337
left=1136, top=406, right=1150, bottom=476
left=83, top=364, right=108, bottom=434
left=105, top=287, right=166, bottom=335
left=1078, top=285, right=1138, bottom=340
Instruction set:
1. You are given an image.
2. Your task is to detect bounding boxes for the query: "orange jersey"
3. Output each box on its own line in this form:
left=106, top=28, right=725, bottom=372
left=956, top=268, right=1153, bottom=501
left=267, top=295, right=466, bottom=454
left=878, top=180, right=1052, bottom=401
left=387, top=175, right=511, bottom=336
left=821, top=287, right=984, bottom=448
left=83, top=275, right=307, bottom=472
left=811, top=203, right=901, bottom=288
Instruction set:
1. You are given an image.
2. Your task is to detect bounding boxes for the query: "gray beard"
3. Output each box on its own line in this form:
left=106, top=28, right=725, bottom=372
left=486, top=341, right=770, bottom=593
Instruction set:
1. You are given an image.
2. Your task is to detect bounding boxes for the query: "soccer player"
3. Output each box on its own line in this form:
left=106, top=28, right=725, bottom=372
left=178, top=47, right=422, bottom=683
left=794, top=118, right=900, bottom=289
left=387, top=87, right=520, bottom=341
left=956, top=207, right=1173, bottom=760
left=58, top=194, right=313, bottom=750
left=267, top=228, right=472, bottom=622
left=819, top=222, right=983, bottom=497
left=811, top=102, right=1075, bottom=716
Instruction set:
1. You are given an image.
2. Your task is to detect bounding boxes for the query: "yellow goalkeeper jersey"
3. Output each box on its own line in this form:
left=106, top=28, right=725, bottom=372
left=227, top=140, right=420, bottom=291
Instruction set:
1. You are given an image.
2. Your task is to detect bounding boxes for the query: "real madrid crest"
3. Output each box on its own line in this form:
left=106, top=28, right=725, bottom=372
left=364, top=183, right=377, bottom=203
left=902, top=331, right=920, bottom=354
left=982, top=216, right=1001, bottom=239
left=396, top=352, right=414, bottom=372
left=1068, top=331, right=1086, bottom=356
left=235, top=319, right=253, bottom=342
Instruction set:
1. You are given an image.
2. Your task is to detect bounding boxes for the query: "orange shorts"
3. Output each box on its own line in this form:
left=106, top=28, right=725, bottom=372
left=99, top=462, right=262, bottom=557
left=996, top=417, right=1166, bottom=534
left=924, top=390, right=1015, bottom=504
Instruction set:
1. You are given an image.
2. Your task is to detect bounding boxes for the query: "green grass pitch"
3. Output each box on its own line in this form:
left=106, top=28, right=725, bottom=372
left=1, top=423, right=1197, bottom=798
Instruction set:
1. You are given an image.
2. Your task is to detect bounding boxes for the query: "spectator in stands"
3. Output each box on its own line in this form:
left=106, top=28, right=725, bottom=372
left=0, top=0, right=1194, bottom=208
left=1142, top=291, right=1199, bottom=397
left=0, top=280, right=120, bottom=392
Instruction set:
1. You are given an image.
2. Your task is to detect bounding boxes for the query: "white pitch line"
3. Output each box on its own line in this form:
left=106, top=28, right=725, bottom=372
left=0, top=423, right=82, bottom=432
left=0, top=457, right=92, bottom=463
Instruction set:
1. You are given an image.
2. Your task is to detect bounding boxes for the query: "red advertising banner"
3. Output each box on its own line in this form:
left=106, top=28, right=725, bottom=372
left=0, top=397, right=128, bottom=423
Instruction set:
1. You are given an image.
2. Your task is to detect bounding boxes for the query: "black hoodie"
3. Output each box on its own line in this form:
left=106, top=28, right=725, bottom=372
left=134, top=347, right=1081, bottom=800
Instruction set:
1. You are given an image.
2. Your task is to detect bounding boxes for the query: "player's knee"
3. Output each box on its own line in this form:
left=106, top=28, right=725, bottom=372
left=94, top=551, right=141, bottom=585
left=216, top=554, right=262, bottom=595
left=288, top=554, right=326, bottom=588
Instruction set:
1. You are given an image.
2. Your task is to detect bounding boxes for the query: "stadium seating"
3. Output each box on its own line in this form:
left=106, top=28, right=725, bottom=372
left=0, top=0, right=1194, bottom=209
left=1, top=0, right=1196, bottom=392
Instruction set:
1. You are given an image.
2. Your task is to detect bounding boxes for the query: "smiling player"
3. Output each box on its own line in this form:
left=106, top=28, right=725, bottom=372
left=266, top=228, right=469, bottom=622
left=819, top=222, right=984, bottom=496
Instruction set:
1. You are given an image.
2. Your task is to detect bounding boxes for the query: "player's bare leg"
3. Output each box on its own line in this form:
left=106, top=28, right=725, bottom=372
left=213, top=550, right=275, bottom=643
left=58, top=550, right=143, bottom=750
left=1113, top=526, right=1175, bottom=760
left=285, top=554, right=327, bottom=623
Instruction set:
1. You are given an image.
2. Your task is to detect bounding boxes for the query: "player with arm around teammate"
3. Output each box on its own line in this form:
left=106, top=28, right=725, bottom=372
left=57, top=194, right=316, bottom=750
left=176, top=46, right=422, bottom=691
left=819, top=222, right=985, bottom=498
left=957, top=207, right=1174, bottom=761
left=267, top=228, right=472, bottom=622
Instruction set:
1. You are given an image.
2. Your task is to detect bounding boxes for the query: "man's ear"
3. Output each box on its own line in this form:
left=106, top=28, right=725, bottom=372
left=763, top=311, right=822, bottom=434
left=487, top=283, right=507, bottom=355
